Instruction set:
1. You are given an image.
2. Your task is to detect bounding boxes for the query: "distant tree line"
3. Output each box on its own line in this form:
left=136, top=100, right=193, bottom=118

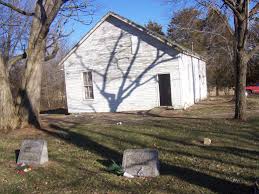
left=146, top=8, right=258, bottom=96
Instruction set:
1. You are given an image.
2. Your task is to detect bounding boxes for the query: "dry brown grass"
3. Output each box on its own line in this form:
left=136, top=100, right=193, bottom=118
left=0, top=96, right=258, bottom=194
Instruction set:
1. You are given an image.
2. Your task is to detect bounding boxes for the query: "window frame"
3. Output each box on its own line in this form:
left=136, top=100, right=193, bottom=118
left=82, top=71, right=94, bottom=100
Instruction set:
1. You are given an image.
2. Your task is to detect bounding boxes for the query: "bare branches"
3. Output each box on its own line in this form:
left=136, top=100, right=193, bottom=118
left=58, top=11, right=93, bottom=25
left=249, top=3, right=259, bottom=17
left=173, top=26, right=231, bottom=41
left=45, top=42, right=59, bottom=61
left=247, top=44, right=259, bottom=62
left=168, top=0, right=257, bottom=119
left=0, top=0, right=34, bottom=16
left=187, top=1, right=234, bottom=36
left=45, top=48, right=59, bottom=61
left=58, top=0, right=95, bottom=25
left=208, top=5, right=234, bottom=36
left=222, top=0, right=243, bottom=19
left=7, top=52, right=27, bottom=72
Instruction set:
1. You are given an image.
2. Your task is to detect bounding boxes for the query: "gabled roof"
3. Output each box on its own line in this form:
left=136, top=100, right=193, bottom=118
left=59, top=12, right=205, bottom=65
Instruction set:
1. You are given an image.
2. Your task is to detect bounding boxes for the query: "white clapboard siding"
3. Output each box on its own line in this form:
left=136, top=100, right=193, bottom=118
left=63, top=14, right=207, bottom=113
left=199, top=60, right=208, bottom=100
left=190, top=57, right=200, bottom=103
left=177, top=54, right=208, bottom=107
left=178, top=54, right=195, bottom=108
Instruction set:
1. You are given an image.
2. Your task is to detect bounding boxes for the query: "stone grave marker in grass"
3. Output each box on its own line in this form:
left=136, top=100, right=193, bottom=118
left=17, top=139, right=48, bottom=166
left=122, top=149, right=159, bottom=177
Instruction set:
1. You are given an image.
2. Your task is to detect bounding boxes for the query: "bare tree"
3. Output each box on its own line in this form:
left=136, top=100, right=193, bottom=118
left=167, top=8, right=234, bottom=95
left=41, top=39, right=69, bottom=112
left=0, top=0, right=94, bottom=130
left=168, top=0, right=259, bottom=120
left=0, top=0, right=31, bottom=130
left=225, top=0, right=259, bottom=120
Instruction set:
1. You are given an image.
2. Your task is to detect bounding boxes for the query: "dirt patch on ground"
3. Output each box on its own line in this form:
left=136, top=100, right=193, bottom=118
left=40, top=96, right=259, bottom=126
left=147, top=96, right=259, bottom=119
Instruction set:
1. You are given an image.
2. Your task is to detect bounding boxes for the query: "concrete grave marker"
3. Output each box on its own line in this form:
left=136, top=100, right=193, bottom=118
left=17, top=139, right=48, bottom=166
left=122, top=149, right=159, bottom=177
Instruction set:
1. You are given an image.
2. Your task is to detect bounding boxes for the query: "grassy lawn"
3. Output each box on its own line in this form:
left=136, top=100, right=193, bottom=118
left=0, top=96, right=258, bottom=194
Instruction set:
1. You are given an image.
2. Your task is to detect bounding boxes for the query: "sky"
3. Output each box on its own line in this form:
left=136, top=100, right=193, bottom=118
left=66, top=0, right=193, bottom=45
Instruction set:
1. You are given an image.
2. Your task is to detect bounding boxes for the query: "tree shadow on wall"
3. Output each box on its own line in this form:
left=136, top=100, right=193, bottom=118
left=72, top=18, right=179, bottom=112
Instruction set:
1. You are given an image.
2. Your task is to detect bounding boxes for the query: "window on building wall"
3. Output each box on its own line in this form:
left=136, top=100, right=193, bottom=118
left=83, top=71, right=94, bottom=99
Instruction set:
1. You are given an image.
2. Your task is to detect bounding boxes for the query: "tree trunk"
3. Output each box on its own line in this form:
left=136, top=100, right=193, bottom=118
left=17, top=0, right=64, bottom=128
left=17, top=53, right=44, bottom=128
left=215, top=78, right=219, bottom=96
left=0, top=55, right=19, bottom=131
left=234, top=49, right=248, bottom=120
left=17, top=26, right=46, bottom=128
left=233, top=11, right=249, bottom=121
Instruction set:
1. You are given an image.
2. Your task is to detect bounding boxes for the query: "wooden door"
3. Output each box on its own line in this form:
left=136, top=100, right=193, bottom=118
left=158, top=74, right=172, bottom=106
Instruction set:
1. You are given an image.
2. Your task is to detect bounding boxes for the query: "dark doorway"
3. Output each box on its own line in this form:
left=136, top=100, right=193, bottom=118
left=158, top=74, right=172, bottom=106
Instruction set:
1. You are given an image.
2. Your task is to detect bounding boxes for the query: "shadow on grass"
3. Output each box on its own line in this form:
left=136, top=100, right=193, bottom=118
left=111, top=127, right=258, bottom=169
left=161, top=162, right=251, bottom=194
left=118, top=111, right=215, bottom=120
left=42, top=124, right=122, bottom=162
left=120, top=110, right=239, bottom=121
left=40, top=123, right=251, bottom=194
left=40, top=108, right=69, bottom=115
left=97, top=159, right=113, bottom=168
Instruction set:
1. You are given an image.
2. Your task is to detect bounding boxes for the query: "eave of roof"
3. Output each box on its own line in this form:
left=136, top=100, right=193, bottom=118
left=58, top=12, right=206, bottom=66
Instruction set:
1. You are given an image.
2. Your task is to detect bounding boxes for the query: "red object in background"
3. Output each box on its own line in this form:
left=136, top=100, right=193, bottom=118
left=246, top=83, right=259, bottom=95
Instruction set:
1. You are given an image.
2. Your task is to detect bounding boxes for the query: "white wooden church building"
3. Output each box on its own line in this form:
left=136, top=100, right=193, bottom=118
left=60, top=12, right=207, bottom=113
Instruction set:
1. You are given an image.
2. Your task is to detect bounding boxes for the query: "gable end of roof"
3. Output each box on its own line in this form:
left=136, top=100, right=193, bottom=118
left=59, top=12, right=205, bottom=66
